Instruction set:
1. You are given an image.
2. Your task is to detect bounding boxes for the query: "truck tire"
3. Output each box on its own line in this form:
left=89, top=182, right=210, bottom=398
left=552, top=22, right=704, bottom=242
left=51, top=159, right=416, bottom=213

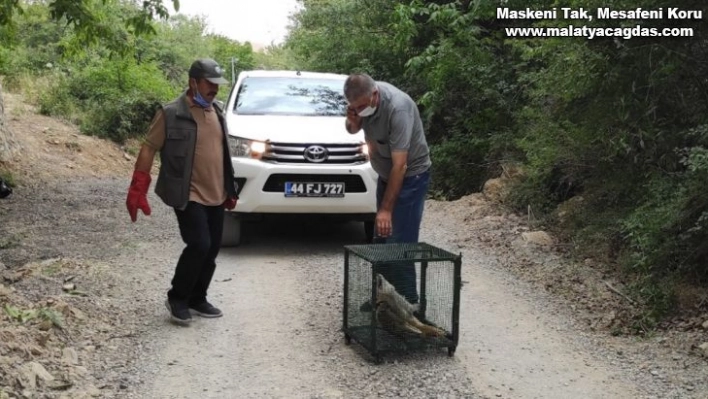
left=364, top=220, right=374, bottom=243
left=221, top=213, right=242, bottom=247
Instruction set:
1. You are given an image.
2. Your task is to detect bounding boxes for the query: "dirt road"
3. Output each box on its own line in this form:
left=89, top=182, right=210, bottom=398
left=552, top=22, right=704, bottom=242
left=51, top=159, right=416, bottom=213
left=132, top=215, right=638, bottom=399
left=124, top=198, right=642, bottom=399
left=2, top=178, right=706, bottom=399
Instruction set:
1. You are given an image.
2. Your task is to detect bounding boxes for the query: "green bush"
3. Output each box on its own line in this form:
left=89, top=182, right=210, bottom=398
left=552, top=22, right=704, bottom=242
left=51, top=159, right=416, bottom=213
left=81, top=95, right=164, bottom=143
left=37, top=72, right=80, bottom=123
left=2, top=2, right=258, bottom=145
left=0, top=167, right=16, bottom=187
left=75, top=60, right=177, bottom=142
left=429, top=135, right=491, bottom=200
left=66, top=59, right=176, bottom=102
left=38, top=59, right=178, bottom=143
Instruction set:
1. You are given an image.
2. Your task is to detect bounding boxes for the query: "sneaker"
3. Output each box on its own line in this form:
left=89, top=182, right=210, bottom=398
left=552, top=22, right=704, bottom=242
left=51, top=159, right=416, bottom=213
left=165, top=299, right=192, bottom=326
left=189, top=302, right=223, bottom=318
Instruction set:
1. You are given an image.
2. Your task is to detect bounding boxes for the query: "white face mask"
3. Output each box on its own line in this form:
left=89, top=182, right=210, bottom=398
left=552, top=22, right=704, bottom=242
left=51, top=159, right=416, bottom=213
left=358, top=105, right=377, bottom=117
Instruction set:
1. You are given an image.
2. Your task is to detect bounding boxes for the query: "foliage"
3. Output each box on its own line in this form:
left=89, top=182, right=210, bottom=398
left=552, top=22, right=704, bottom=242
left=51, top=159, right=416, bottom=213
left=429, top=135, right=491, bottom=199
left=51, top=58, right=178, bottom=142
left=0, top=0, right=177, bottom=44
left=252, top=44, right=301, bottom=70
left=286, top=0, right=410, bottom=85
left=4, top=304, right=64, bottom=328
left=1, top=0, right=258, bottom=143
left=0, top=166, right=15, bottom=187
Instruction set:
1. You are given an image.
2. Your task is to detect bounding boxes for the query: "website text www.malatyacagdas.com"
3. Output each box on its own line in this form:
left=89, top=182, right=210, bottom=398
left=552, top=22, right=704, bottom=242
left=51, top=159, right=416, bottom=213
left=505, top=25, right=694, bottom=39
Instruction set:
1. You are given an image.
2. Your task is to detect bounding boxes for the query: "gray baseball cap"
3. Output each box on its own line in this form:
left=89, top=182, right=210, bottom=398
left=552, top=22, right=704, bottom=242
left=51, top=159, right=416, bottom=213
left=188, top=58, right=229, bottom=85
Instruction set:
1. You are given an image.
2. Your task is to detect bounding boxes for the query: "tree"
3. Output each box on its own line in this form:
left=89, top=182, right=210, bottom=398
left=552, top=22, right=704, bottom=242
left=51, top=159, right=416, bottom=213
left=0, top=0, right=178, bottom=162
left=285, top=0, right=409, bottom=84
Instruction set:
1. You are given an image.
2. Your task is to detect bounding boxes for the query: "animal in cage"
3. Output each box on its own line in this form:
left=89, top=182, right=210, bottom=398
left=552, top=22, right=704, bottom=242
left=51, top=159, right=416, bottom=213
left=343, top=242, right=462, bottom=362
left=375, top=274, right=447, bottom=338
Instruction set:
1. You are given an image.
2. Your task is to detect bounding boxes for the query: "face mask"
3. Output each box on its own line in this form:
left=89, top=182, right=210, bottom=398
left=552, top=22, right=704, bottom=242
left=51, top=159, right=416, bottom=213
left=357, top=92, right=377, bottom=117
left=193, top=90, right=211, bottom=108
left=358, top=105, right=376, bottom=117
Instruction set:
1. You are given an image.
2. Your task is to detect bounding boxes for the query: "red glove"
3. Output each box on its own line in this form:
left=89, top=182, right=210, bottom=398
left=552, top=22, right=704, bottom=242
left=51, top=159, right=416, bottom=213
left=126, top=170, right=152, bottom=222
left=223, top=196, right=238, bottom=210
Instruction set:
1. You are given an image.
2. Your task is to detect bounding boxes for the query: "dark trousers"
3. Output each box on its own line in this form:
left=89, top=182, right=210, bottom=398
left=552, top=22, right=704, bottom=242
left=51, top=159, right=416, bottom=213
left=168, top=201, right=224, bottom=305
left=375, top=170, right=430, bottom=304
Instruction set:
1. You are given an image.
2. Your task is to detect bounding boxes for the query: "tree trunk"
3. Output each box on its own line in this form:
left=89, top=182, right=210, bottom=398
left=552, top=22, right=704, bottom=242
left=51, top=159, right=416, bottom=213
left=0, top=84, right=20, bottom=162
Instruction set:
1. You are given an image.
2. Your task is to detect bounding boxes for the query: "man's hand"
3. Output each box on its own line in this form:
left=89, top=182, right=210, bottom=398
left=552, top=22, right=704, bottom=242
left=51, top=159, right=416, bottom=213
left=346, top=106, right=360, bottom=122
left=345, top=106, right=362, bottom=133
left=126, top=170, right=152, bottom=222
left=223, top=196, right=238, bottom=210
left=376, top=209, right=393, bottom=237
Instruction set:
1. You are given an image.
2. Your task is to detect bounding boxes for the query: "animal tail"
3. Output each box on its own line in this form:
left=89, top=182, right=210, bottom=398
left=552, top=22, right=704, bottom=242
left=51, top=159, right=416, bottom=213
left=414, top=320, right=447, bottom=338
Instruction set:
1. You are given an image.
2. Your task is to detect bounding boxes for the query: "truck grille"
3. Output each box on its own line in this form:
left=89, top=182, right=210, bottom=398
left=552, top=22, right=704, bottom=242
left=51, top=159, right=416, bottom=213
left=263, top=174, right=368, bottom=193
left=262, top=142, right=367, bottom=164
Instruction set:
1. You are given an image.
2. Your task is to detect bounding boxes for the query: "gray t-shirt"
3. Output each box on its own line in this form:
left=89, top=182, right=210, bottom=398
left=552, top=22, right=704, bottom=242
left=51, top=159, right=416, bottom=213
left=360, top=82, right=431, bottom=181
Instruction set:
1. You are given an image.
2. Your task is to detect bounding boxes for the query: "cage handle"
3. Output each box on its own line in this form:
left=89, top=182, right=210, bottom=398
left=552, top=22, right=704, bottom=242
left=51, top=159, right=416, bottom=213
left=404, top=249, right=433, bottom=259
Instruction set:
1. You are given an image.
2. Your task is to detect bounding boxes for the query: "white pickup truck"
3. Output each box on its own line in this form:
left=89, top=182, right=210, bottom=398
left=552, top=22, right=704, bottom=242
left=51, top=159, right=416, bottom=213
left=221, top=70, right=377, bottom=246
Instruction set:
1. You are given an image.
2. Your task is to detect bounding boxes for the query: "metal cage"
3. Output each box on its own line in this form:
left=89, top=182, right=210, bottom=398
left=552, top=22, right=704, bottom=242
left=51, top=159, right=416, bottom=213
left=342, top=242, right=462, bottom=363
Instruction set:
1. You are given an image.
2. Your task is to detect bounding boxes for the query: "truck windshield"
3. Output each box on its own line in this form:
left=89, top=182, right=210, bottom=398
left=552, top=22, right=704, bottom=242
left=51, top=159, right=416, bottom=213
left=233, top=76, right=347, bottom=116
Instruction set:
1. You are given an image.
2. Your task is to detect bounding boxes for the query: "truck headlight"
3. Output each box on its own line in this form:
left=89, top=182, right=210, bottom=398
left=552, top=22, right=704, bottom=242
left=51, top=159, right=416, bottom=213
left=228, top=136, right=267, bottom=159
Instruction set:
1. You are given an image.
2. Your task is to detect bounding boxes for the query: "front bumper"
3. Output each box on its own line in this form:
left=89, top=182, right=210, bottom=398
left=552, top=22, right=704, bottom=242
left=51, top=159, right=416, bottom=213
left=229, top=158, right=378, bottom=215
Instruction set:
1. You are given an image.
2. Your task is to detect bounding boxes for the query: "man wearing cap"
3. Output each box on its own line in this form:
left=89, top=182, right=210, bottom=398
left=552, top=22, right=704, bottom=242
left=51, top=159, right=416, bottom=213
left=125, top=58, right=237, bottom=326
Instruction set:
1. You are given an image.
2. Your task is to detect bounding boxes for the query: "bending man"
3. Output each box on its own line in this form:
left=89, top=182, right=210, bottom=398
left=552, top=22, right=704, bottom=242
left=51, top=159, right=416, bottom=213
left=344, top=73, right=431, bottom=304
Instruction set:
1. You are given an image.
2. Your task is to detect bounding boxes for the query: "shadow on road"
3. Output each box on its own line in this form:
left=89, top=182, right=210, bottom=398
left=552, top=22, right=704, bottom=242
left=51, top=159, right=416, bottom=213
left=223, top=217, right=369, bottom=256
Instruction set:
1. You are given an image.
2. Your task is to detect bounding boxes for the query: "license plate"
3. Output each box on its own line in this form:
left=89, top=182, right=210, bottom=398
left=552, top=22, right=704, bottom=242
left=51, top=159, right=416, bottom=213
left=284, top=182, right=345, bottom=197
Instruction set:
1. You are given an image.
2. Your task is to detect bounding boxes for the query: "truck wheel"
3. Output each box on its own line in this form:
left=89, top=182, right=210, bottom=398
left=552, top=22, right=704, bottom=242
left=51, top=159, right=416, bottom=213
left=364, top=220, right=374, bottom=243
left=221, top=213, right=242, bottom=247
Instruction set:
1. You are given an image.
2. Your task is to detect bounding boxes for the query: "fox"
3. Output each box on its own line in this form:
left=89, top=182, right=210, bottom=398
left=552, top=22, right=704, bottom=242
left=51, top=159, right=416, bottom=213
left=374, top=273, right=446, bottom=338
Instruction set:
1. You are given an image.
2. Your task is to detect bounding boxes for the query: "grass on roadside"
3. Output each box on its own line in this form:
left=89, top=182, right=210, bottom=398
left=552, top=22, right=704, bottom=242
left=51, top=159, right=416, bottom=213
left=0, top=166, right=15, bottom=187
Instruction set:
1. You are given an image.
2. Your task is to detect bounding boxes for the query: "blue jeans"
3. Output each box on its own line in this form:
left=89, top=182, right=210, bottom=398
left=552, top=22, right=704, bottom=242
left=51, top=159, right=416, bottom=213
left=375, top=170, right=430, bottom=303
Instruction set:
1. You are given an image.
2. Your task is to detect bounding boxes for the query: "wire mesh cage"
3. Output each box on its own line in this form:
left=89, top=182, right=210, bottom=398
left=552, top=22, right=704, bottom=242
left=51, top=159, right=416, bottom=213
left=342, top=242, right=462, bottom=363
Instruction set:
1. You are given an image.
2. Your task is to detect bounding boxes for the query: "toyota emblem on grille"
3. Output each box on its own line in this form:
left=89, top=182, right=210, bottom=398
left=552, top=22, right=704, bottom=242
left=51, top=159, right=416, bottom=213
left=304, top=145, right=328, bottom=163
